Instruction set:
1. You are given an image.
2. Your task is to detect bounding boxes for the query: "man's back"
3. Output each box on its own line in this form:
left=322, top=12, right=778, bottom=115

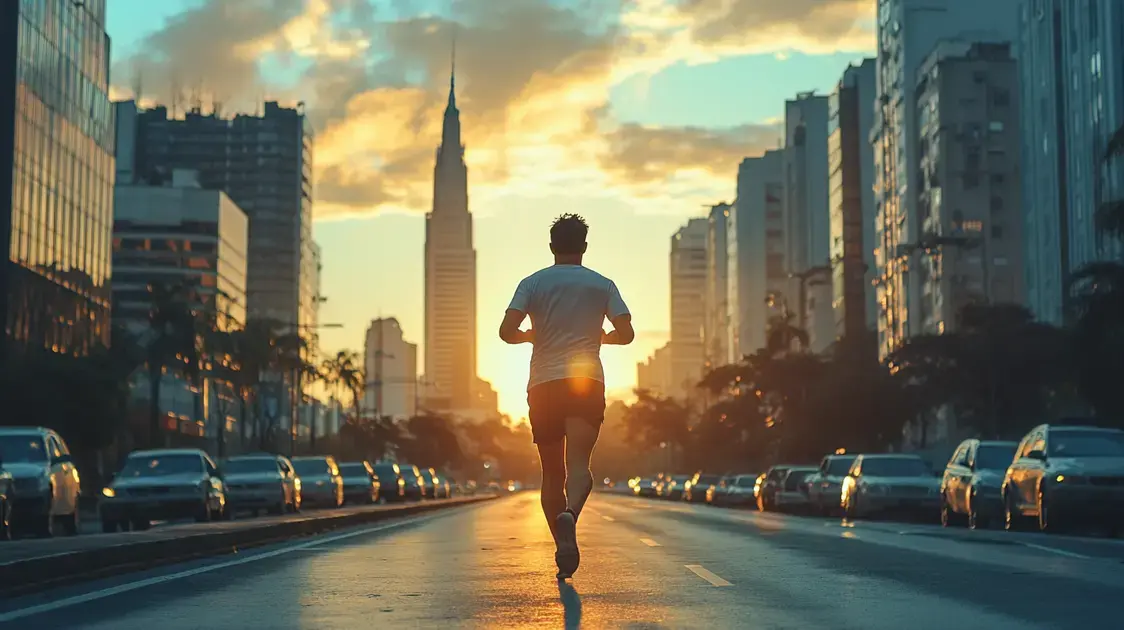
left=511, top=264, right=627, bottom=389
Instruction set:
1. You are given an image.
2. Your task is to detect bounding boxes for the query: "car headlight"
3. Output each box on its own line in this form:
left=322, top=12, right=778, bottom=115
left=1054, top=474, right=1088, bottom=484
left=102, top=487, right=116, bottom=498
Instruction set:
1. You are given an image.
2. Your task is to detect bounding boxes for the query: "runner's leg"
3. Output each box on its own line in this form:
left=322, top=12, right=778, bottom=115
left=537, top=439, right=566, bottom=544
left=563, top=417, right=601, bottom=519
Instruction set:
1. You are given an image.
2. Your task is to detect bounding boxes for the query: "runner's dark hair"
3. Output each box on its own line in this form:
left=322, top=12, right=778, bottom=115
left=550, top=214, right=588, bottom=255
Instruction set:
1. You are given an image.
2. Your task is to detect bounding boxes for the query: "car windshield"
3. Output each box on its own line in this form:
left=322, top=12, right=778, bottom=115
left=222, top=458, right=278, bottom=475
left=861, top=457, right=929, bottom=477
left=826, top=457, right=857, bottom=476
left=339, top=463, right=370, bottom=476
left=0, top=435, right=47, bottom=463
left=974, top=445, right=1016, bottom=470
left=1049, top=431, right=1124, bottom=458
left=696, top=475, right=720, bottom=485
left=119, top=454, right=203, bottom=477
left=292, top=459, right=332, bottom=476
left=767, top=468, right=790, bottom=481
left=736, top=476, right=756, bottom=487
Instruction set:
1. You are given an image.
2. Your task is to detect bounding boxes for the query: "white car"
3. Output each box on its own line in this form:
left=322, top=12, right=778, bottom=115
left=100, top=448, right=229, bottom=531
left=0, top=426, right=82, bottom=536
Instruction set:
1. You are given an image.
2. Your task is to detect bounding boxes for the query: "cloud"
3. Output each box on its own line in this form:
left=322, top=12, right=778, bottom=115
left=674, top=0, right=875, bottom=52
left=110, top=0, right=860, bottom=218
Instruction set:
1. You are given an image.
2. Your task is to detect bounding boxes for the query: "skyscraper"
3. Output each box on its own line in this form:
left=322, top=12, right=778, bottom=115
left=784, top=93, right=833, bottom=353
left=828, top=59, right=878, bottom=340
left=114, top=100, right=317, bottom=337
left=915, top=42, right=1026, bottom=333
left=364, top=317, right=418, bottom=420
left=423, top=62, right=477, bottom=412
left=872, top=0, right=1019, bottom=359
left=1, top=0, right=115, bottom=357
left=704, top=203, right=731, bottom=367
left=728, top=151, right=785, bottom=359
left=1018, top=0, right=1124, bottom=325
left=669, top=218, right=708, bottom=399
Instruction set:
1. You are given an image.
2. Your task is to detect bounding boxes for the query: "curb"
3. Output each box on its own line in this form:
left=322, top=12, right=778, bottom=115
left=0, top=495, right=497, bottom=598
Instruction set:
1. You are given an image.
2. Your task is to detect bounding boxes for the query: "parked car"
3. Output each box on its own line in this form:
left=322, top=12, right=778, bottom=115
left=774, top=467, right=818, bottom=512
left=222, top=453, right=301, bottom=516
left=806, top=454, right=857, bottom=516
left=940, top=439, right=1018, bottom=529
left=634, top=478, right=659, bottom=498
left=0, top=465, right=12, bottom=540
left=662, top=475, right=691, bottom=501
left=714, top=474, right=758, bottom=508
left=399, top=464, right=428, bottom=500
left=290, top=456, right=344, bottom=508
left=1002, top=422, right=1124, bottom=533
left=100, top=449, right=228, bottom=532
left=0, top=426, right=82, bottom=536
left=422, top=468, right=449, bottom=499
left=841, top=454, right=940, bottom=520
left=756, top=466, right=793, bottom=511
left=372, top=462, right=407, bottom=502
left=685, top=473, right=721, bottom=503
left=339, top=461, right=382, bottom=504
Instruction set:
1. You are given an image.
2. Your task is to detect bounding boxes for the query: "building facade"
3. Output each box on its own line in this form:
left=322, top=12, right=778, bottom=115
left=637, top=342, right=673, bottom=397
left=424, top=69, right=478, bottom=412
left=728, top=151, right=786, bottom=359
left=112, top=170, right=249, bottom=332
left=829, top=59, right=878, bottom=340
left=784, top=93, right=834, bottom=353
left=669, top=218, right=708, bottom=399
left=703, top=203, right=731, bottom=367
left=364, top=317, right=418, bottom=420
left=1, top=0, right=115, bottom=357
left=1018, top=0, right=1124, bottom=325
left=915, top=42, right=1026, bottom=333
left=114, top=99, right=317, bottom=337
left=873, top=0, right=1020, bottom=359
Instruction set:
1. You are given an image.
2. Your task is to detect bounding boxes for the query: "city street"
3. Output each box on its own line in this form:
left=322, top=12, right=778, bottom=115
left=3, top=492, right=1124, bottom=629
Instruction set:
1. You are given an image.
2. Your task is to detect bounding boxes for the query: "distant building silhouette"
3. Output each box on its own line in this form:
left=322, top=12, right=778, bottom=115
left=424, top=54, right=478, bottom=412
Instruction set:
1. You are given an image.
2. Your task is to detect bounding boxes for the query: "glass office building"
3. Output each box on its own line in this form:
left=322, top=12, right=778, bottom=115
left=0, top=0, right=115, bottom=357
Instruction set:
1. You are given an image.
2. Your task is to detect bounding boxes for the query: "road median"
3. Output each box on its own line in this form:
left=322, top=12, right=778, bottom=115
left=0, top=495, right=497, bottom=597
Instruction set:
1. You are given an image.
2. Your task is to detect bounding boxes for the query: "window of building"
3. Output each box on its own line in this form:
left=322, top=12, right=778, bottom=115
left=991, top=225, right=1003, bottom=239
left=990, top=196, right=1004, bottom=212
left=991, top=89, right=1011, bottom=107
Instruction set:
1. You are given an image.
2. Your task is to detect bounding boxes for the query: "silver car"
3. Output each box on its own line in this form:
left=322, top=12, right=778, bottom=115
left=100, top=449, right=228, bottom=531
left=222, top=454, right=301, bottom=516
left=842, top=454, right=941, bottom=520
left=941, top=439, right=1018, bottom=529
left=290, top=456, right=343, bottom=508
left=0, top=426, right=82, bottom=536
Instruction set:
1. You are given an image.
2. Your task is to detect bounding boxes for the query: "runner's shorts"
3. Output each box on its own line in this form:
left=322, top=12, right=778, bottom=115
left=526, top=378, right=606, bottom=444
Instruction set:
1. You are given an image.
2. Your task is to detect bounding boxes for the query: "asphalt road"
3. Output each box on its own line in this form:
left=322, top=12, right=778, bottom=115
left=3, top=492, right=1124, bottom=629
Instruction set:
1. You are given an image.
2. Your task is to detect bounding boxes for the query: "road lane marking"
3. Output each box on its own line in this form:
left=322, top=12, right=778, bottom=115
left=1019, top=542, right=1091, bottom=559
left=601, top=515, right=615, bottom=522
left=685, top=564, right=732, bottom=587
left=0, top=513, right=444, bottom=623
left=639, top=537, right=661, bottom=547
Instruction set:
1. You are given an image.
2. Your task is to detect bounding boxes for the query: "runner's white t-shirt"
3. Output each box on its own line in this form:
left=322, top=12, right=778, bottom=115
left=507, top=264, right=630, bottom=391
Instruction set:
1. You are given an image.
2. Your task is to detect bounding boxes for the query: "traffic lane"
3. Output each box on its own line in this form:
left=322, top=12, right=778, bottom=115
left=1, top=493, right=738, bottom=629
left=0, top=499, right=475, bottom=565
left=595, top=495, right=1123, bottom=628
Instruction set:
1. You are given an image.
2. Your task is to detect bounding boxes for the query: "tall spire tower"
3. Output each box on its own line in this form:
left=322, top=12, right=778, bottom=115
left=423, top=32, right=478, bottom=412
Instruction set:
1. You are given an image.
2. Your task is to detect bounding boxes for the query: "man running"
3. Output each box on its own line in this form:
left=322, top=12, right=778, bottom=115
left=498, top=213, right=634, bottom=580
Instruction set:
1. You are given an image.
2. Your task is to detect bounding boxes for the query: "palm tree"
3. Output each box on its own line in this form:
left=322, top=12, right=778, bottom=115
left=229, top=319, right=279, bottom=451
left=144, top=282, right=200, bottom=449
left=320, top=350, right=364, bottom=450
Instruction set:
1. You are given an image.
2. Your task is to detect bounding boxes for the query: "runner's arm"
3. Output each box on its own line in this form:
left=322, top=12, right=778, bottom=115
left=601, top=281, right=634, bottom=345
left=499, top=279, right=534, bottom=344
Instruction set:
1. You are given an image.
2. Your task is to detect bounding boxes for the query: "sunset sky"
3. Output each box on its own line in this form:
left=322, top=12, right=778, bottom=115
left=105, top=0, right=875, bottom=420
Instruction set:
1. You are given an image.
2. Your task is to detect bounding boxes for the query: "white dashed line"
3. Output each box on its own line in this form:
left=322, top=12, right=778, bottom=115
left=602, top=515, right=615, bottom=522
left=639, top=537, right=661, bottom=547
left=1019, top=542, right=1091, bottom=560
left=686, top=564, right=732, bottom=587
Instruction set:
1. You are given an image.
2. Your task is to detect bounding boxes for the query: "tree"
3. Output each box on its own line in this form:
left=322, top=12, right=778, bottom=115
left=321, top=350, right=364, bottom=416
left=888, top=304, right=1072, bottom=440
left=143, top=282, right=201, bottom=448
left=622, top=389, right=690, bottom=470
